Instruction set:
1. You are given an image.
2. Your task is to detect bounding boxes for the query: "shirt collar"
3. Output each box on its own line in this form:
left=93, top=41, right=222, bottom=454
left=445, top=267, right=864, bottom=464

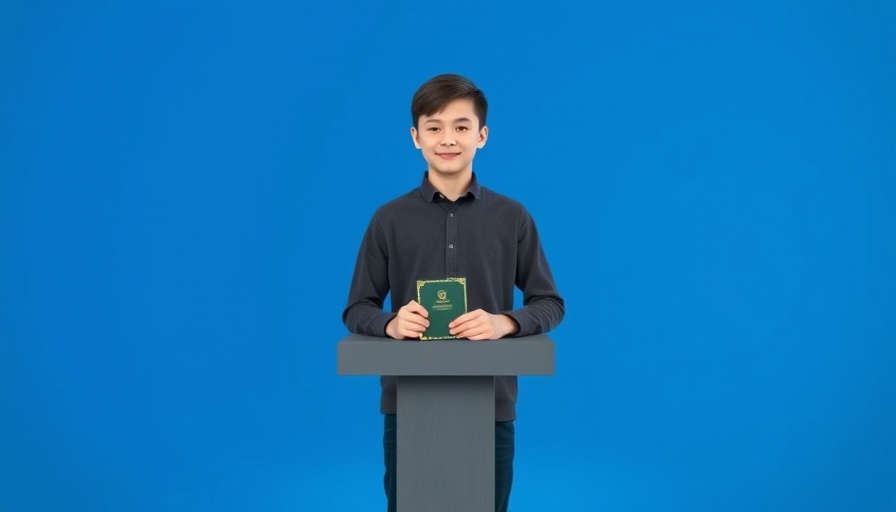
left=420, top=171, right=482, bottom=203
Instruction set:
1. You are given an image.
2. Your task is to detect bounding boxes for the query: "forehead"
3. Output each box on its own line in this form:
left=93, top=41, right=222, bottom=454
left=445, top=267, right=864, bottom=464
left=419, top=98, right=479, bottom=124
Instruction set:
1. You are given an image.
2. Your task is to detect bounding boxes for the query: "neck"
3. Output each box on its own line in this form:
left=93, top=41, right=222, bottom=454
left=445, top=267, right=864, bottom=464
left=428, top=171, right=472, bottom=201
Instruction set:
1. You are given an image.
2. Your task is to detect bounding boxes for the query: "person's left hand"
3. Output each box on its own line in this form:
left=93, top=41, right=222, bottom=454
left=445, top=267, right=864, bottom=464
left=449, top=310, right=519, bottom=341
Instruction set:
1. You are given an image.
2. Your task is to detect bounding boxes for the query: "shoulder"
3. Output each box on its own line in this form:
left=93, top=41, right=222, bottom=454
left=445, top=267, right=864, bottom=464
left=478, top=186, right=530, bottom=220
left=369, top=187, right=425, bottom=223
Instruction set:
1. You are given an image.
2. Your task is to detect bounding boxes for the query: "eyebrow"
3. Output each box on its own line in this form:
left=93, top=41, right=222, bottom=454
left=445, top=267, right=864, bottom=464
left=423, top=117, right=474, bottom=124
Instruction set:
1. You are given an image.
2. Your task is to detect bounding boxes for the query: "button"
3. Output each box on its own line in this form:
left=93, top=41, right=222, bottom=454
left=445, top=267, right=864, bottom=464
left=449, top=213, right=454, bottom=217
left=448, top=244, right=454, bottom=249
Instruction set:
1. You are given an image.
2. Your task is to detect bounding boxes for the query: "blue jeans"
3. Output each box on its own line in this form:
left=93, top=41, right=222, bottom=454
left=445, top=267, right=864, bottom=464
left=384, top=414, right=515, bottom=512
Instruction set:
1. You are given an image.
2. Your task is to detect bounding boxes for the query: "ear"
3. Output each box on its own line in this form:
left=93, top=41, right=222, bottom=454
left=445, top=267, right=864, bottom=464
left=477, top=126, right=489, bottom=148
left=410, top=127, right=421, bottom=149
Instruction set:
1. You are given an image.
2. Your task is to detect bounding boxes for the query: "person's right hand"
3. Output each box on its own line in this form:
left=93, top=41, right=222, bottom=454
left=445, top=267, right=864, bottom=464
left=385, top=300, right=429, bottom=340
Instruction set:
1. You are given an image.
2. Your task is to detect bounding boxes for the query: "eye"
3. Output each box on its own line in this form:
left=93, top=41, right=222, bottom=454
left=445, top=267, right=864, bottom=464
left=427, top=127, right=440, bottom=132
left=456, top=126, right=469, bottom=132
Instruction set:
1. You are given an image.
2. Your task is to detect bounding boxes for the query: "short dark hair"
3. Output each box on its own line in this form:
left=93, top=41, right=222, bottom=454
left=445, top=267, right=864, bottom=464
left=411, top=74, right=488, bottom=129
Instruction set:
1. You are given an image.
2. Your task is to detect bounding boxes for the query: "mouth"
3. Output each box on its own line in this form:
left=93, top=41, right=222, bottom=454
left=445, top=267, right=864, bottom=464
left=436, top=153, right=461, bottom=160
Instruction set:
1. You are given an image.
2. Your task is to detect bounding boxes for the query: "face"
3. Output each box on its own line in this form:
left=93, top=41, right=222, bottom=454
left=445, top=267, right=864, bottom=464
left=410, top=99, right=488, bottom=178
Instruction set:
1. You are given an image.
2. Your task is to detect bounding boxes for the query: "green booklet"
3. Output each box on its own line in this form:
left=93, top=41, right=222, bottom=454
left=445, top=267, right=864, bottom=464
left=416, top=278, right=467, bottom=341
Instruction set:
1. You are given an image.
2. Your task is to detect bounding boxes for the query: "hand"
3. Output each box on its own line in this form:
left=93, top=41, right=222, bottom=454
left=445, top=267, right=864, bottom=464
left=385, top=300, right=429, bottom=340
left=449, top=310, right=519, bottom=341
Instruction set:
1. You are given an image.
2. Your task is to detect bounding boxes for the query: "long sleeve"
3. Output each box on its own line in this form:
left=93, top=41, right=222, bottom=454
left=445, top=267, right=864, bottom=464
left=505, top=209, right=565, bottom=336
left=342, top=216, right=395, bottom=337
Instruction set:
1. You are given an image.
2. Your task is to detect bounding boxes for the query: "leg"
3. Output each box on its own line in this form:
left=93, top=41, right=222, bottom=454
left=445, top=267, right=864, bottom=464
left=384, top=414, right=397, bottom=512
left=495, top=420, right=515, bottom=512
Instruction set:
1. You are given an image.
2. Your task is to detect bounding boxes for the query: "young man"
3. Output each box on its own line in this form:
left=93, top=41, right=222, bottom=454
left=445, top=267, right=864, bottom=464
left=342, top=73, right=564, bottom=512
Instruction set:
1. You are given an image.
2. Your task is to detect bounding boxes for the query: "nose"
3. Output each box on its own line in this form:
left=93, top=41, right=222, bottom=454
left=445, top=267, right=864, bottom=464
left=439, top=134, right=456, bottom=146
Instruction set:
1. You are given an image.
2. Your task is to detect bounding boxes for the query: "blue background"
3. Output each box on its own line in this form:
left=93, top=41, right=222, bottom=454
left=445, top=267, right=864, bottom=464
left=1, top=1, right=894, bottom=511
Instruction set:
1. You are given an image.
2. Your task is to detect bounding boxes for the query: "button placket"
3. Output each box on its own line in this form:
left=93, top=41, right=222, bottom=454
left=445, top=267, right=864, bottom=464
left=446, top=207, right=458, bottom=277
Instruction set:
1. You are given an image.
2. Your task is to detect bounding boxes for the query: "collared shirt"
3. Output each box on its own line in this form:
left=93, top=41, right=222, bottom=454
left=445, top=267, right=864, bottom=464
left=342, top=172, right=565, bottom=421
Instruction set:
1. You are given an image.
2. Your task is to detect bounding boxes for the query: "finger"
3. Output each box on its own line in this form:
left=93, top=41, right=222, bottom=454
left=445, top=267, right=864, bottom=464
left=465, top=330, right=488, bottom=341
left=401, top=317, right=429, bottom=332
left=405, top=300, right=429, bottom=318
left=452, top=323, right=482, bottom=338
left=408, top=315, right=430, bottom=329
left=463, top=320, right=498, bottom=340
left=399, top=324, right=425, bottom=338
left=450, top=311, right=483, bottom=329
left=449, top=311, right=473, bottom=327
left=448, top=321, right=469, bottom=336
left=402, top=330, right=422, bottom=340
left=399, top=308, right=429, bottom=325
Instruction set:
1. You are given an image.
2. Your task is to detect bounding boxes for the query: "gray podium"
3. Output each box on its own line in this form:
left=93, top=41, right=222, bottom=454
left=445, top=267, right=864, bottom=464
left=337, top=334, right=555, bottom=512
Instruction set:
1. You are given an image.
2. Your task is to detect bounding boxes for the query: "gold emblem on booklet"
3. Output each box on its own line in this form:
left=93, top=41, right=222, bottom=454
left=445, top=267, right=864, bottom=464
left=416, top=278, right=467, bottom=340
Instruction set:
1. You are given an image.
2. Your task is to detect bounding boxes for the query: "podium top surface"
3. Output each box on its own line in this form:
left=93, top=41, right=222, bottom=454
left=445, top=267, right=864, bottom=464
left=337, top=334, right=555, bottom=376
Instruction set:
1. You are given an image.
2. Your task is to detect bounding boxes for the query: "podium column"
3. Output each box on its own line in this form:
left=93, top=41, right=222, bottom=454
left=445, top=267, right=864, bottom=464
left=397, top=376, right=494, bottom=511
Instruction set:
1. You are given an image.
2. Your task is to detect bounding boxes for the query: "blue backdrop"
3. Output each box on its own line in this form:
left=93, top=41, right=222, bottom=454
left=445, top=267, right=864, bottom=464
left=1, top=1, right=894, bottom=511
